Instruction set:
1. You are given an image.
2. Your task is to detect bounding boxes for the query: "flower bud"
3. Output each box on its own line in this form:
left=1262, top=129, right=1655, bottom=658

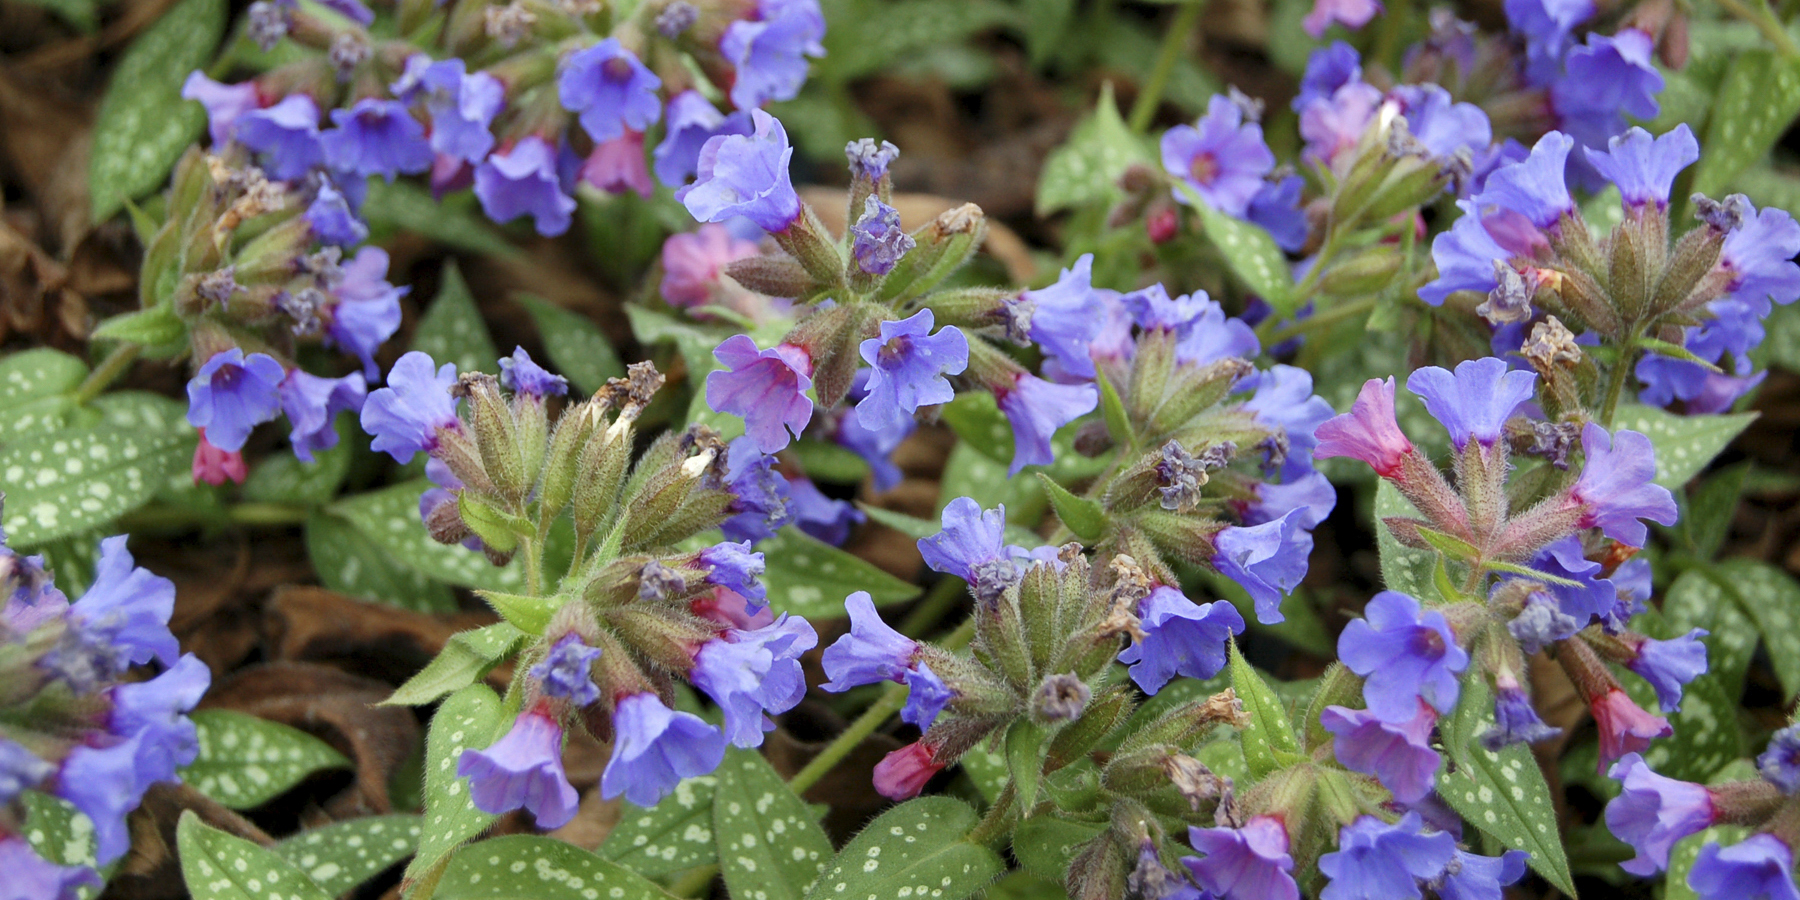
left=875, top=203, right=986, bottom=302
left=1030, top=673, right=1091, bottom=725
left=539, top=403, right=596, bottom=521
left=458, top=492, right=523, bottom=554
left=770, top=205, right=846, bottom=287
left=1317, top=247, right=1405, bottom=298
left=459, top=374, right=529, bottom=503
left=571, top=412, right=633, bottom=542
left=1045, top=685, right=1133, bottom=769
left=721, top=255, right=820, bottom=300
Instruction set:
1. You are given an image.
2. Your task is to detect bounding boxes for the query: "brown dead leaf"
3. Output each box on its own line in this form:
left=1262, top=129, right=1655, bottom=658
left=264, top=585, right=498, bottom=686
left=105, top=783, right=272, bottom=900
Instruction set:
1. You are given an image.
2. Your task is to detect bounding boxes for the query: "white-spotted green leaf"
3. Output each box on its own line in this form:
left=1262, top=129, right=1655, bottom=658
left=273, top=815, right=422, bottom=895
left=329, top=481, right=529, bottom=591
left=177, top=811, right=333, bottom=900
left=936, top=443, right=1047, bottom=527
left=1689, top=49, right=1800, bottom=209
left=242, top=416, right=355, bottom=506
left=597, top=775, right=719, bottom=878
left=1374, top=482, right=1437, bottom=601
left=89, top=0, right=225, bottom=221
left=1664, top=822, right=1751, bottom=900
left=435, top=835, right=677, bottom=900
left=820, top=0, right=1018, bottom=82
left=386, top=622, right=526, bottom=707
left=1712, top=559, right=1800, bottom=701
left=0, top=348, right=86, bottom=439
left=0, top=424, right=189, bottom=546
left=1010, top=815, right=1102, bottom=882
left=1437, top=676, right=1576, bottom=896
left=305, top=513, right=457, bottom=614
left=713, top=748, right=833, bottom=900
left=181, top=710, right=351, bottom=809
left=362, top=181, right=521, bottom=259
left=758, top=527, right=919, bottom=618
left=1664, top=568, right=1759, bottom=701
left=1619, top=606, right=1741, bottom=783
left=1180, top=186, right=1294, bottom=315
left=939, top=388, right=1016, bottom=468
left=412, top=262, right=500, bottom=377
left=1035, top=83, right=1151, bottom=216
left=405, top=684, right=507, bottom=885
left=515, top=294, right=624, bottom=395
left=801, top=797, right=1004, bottom=900
left=22, top=791, right=104, bottom=899
left=1609, top=404, right=1757, bottom=489
left=958, top=741, right=1009, bottom=804
left=1228, top=641, right=1300, bottom=779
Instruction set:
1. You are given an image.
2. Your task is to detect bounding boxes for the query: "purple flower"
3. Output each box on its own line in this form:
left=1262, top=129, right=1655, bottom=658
left=1117, top=586, right=1246, bottom=694
left=1419, top=202, right=1514, bottom=306
left=1760, top=724, right=1800, bottom=794
left=719, top=0, right=826, bottom=110
left=1213, top=510, right=1311, bottom=624
left=834, top=402, right=910, bottom=493
left=602, top=693, right=728, bottom=807
left=1585, top=125, right=1698, bottom=210
left=917, top=497, right=1030, bottom=602
left=0, top=836, right=99, bottom=900
left=1246, top=175, right=1308, bottom=253
left=1406, top=357, right=1535, bottom=450
left=1315, top=377, right=1413, bottom=477
left=1475, top=131, right=1576, bottom=231
left=996, top=373, right=1097, bottom=477
left=457, top=705, right=580, bottom=828
left=1521, top=536, right=1617, bottom=625
left=1567, top=423, right=1677, bottom=546
left=305, top=181, right=367, bottom=246
left=323, top=246, right=406, bottom=380
left=1629, top=629, right=1709, bottom=712
left=236, top=94, right=324, bottom=181
left=1505, top=0, right=1594, bottom=83
left=1009, top=254, right=1104, bottom=380
left=1299, top=81, right=1382, bottom=169
left=1339, top=590, right=1467, bottom=720
left=1391, top=84, right=1492, bottom=162
left=559, top=39, right=663, bottom=144
left=1244, top=364, right=1335, bottom=479
left=661, top=223, right=760, bottom=308
left=182, top=72, right=260, bottom=146
left=1161, top=96, right=1276, bottom=217
left=847, top=138, right=899, bottom=181
left=1507, top=590, right=1580, bottom=655
left=655, top=91, right=753, bottom=186
left=69, top=535, right=179, bottom=669
left=185, top=349, right=286, bottom=453
left=1553, top=30, right=1663, bottom=124
left=677, top=109, right=802, bottom=234
left=789, top=476, right=863, bottom=546
left=1605, top=752, right=1717, bottom=876
left=1294, top=43, right=1361, bottom=112
left=107, top=653, right=210, bottom=781
left=475, top=137, right=578, bottom=237
left=820, top=590, right=920, bottom=690
left=1303, top=0, right=1382, bottom=38
left=1719, top=199, right=1800, bottom=315
left=402, top=58, right=502, bottom=163
left=360, top=351, right=461, bottom=463
left=1321, top=702, right=1441, bottom=803
left=706, top=335, right=813, bottom=453
left=1181, top=816, right=1299, bottom=900
left=58, top=735, right=157, bottom=863
left=1318, top=813, right=1456, bottom=900
left=852, top=197, right=915, bottom=275
left=528, top=634, right=602, bottom=706
left=718, top=438, right=793, bottom=544
left=900, top=663, right=953, bottom=729
left=279, top=370, right=366, bottom=463
left=699, top=540, right=765, bottom=603
left=1436, top=849, right=1529, bottom=900
left=322, top=99, right=432, bottom=181
left=498, top=347, right=567, bottom=399
left=1174, top=299, right=1260, bottom=367
left=1483, top=672, right=1562, bottom=749
left=1243, top=471, right=1338, bottom=530
left=0, top=740, right=51, bottom=805
left=1124, top=284, right=1212, bottom=336
left=857, top=309, right=966, bottom=430
left=690, top=614, right=818, bottom=747
left=1689, top=835, right=1800, bottom=900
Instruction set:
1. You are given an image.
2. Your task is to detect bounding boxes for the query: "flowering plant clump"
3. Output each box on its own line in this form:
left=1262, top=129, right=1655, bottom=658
left=15, top=0, right=1800, bottom=897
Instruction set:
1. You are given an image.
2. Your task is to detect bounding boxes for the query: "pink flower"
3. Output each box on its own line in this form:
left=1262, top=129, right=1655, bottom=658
left=192, top=429, right=247, bottom=485
left=873, top=741, right=944, bottom=800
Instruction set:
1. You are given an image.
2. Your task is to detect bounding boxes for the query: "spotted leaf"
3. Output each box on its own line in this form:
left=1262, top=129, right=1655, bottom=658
left=597, top=775, right=719, bottom=878
left=181, top=711, right=351, bottom=810
left=0, top=424, right=191, bottom=547
left=713, top=748, right=833, bottom=900
left=177, top=811, right=333, bottom=900
left=801, top=797, right=1004, bottom=900
left=273, top=815, right=422, bottom=895
left=1609, top=404, right=1756, bottom=490
left=758, top=527, right=918, bottom=618
left=404, top=684, right=508, bottom=886
left=435, top=835, right=677, bottom=900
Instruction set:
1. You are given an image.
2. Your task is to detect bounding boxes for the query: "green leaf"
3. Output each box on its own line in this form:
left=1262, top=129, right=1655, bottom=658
left=329, top=481, right=530, bottom=591
left=1690, top=50, right=1800, bottom=209
left=514, top=294, right=624, bottom=395
left=1675, top=462, right=1749, bottom=559
left=304, top=513, right=457, bottom=614
left=597, top=775, right=719, bottom=878
left=1374, top=482, right=1437, bottom=599
left=939, top=391, right=1015, bottom=468
left=178, top=811, right=333, bottom=900
left=405, top=684, right=507, bottom=885
left=1005, top=719, right=1048, bottom=808
left=242, top=416, right=355, bottom=506
left=1036, top=83, right=1152, bottom=216
left=1610, top=404, right=1757, bottom=489
left=713, top=748, right=834, bottom=900
left=820, top=0, right=1018, bottom=82
left=182, top=710, right=352, bottom=809
left=0, top=348, right=86, bottom=440
left=89, top=0, right=225, bottom=221
left=22, top=791, right=105, bottom=898
left=273, top=815, right=422, bottom=895
left=758, top=527, right=919, bottom=618
left=91, top=304, right=188, bottom=350
left=386, top=622, right=526, bottom=707
left=1021, top=0, right=1074, bottom=67
left=790, top=438, right=872, bottom=484
left=1180, top=187, right=1294, bottom=314
left=437, top=836, right=678, bottom=900
left=0, top=424, right=189, bottom=546
left=476, top=590, right=562, bottom=635
left=1227, top=641, right=1300, bottom=779
left=1095, top=369, right=1132, bottom=448
left=363, top=180, right=521, bottom=259
left=1618, top=604, right=1741, bottom=783
left=1035, top=473, right=1105, bottom=541
left=624, top=305, right=723, bottom=387
left=1711, top=559, right=1800, bottom=701
left=1664, top=568, right=1760, bottom=702
left=1010, top=815, right=1103, bottom=882
left=1437, top=676, right=1576, bottom=897
left=413, top=262, right=500, bottom=376
left=958, top=741, right=1009, bottom=804
left=802, top=797, right=1004, bottom=900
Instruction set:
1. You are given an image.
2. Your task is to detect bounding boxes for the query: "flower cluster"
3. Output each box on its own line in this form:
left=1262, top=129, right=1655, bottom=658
left=0, top=514, right=210, bottom=893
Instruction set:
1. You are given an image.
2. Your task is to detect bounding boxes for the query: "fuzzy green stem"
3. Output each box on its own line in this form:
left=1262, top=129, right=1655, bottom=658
left=1127, top=0, right=1205, bottom=134
left=1597, top=341, right=1639, bottom=428
left=1259, top=294, right=1379, bottom=344
left=966, top=782, right=1018, bottom=848
left=1718, top=0, right=1800, bottom=58
left=519, top=533, right=544, bottom=597
left=74, top=342, right=141, bottom=405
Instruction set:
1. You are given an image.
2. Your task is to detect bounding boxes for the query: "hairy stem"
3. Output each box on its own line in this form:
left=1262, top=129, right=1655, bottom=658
left=74, top=342, right=141, bottom=405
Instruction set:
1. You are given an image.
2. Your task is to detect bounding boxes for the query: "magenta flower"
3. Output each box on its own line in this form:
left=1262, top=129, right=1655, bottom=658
left=1303, top=0, right=1382, bottom=38
left=1315, top=377, right=1413, bottom=477
left=661, top=224, right=760, bottom=308
left=872, top=741, right=943, bottom=800
left=579, top=132, right=654, bottom=198
left=1606, top=752, right=1717, bottom=876
left=705, top=334, right=813, bottom=453
left=457, top=705, right=580, bottom=829
left=1591, top=687, right=1672, bottom=768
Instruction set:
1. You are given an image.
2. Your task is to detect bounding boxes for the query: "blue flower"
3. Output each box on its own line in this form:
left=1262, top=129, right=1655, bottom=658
left=1161, top=96, right=1275, bottom=217
left=1436, top=849, right=1529, bottom=900
left=322, top=98, right=433, bottom=181
left=1243, top=471, right=1338, bottom=531
left=1244, top=364, right=1335, bottom=479
left=236, top=94, right=324, bottom=181
left=917, top=498, right=1029, bottom=602
left=718, top=438, right=794, bottom=544
left=1759, top=724, right=1800, bottom=794
left=69, top=536, right=179, bottom=669
left=601, top=693, right=728, bottom=807
left=1568, top=424, right=1677, bottom=546
left=186, top=349, right=286, bottom=453
left=1212, top=510, right=1312, bottom=624
left=996, top=373, right=1096, bottom=477
left=900, top=663, right=953, bottom=729
left=1475, top=130, right=1576, bottom=231
left=498, top=347, right=568, bottom=399
left=1009, top=254, right=1104, bottom=380
left=1293, top=42, right=1361, bottom=112
left=655, top=91, right=752, bottom=187
left=305, top=181, right=368, bottom=246
left=1117, top=586, right=1245, bottom=694
left=1181, top=816, right=1299, bottom=900
left=1321, top=703, right=1441, bottom=803
left=1629, top=629, right=1709, bottom=712
left=0, top=835, right=98, bottom=900
left=820, top=591, right=920, bottom=690
left=401, top=57, right=503, bottom=163
left=1406, top=357, right=1536, bottom=450
left=360, top=351, right=462, bottom=463
left=458, top=706, right=580, bottom=828
left=560, top=39, right=663, bottom=145
left=1246, top=175, right=1308, bottom=252
left=325, top=246, right=407, bottom=379
left=857, top=309, right=967, bottom=430
left=1552, top=29, right=1663, bottom=124
left=58, top=735, right=157, bottom=863
left=1338, top=590, right=1467, bottom=720
left=474, top=137, right=578, bottom=237
left=706, top=335, right=813, bottom=453
left=677, top=110, right=803, bottom=234
left=1689, top=835, right=1800, bottom=900
left=690, top=614, right=817, bottom=747
left=1318, top=813, right=1456, bottom=900
left=1419, top=201, right=1515, bottom=306
left=1606, top=752, right=1716, bottom=876
left=107, top=653, right=210, bottom=782
left=1391, top=84, right=1492, bottom=162
left=789, top=476, right=863, bottom=546
left=846, top=138, right=899, bottom=181
left=0, top=740, right=51, bottom=805
left=181, top=72, right=260, bottom=146
left=834, top=399, right=911, bottom=493
left=1504, top=0, right=1594, bottom=83
left=528, top=634, right=602, bottom=706
left=699, top=541, right=766, bottom=603
left=719, top=0, right=826, bottom=109
left=1506, top=590, right=1580, bottom=655
left=1585, top=125, right=1698, bottom=211
left=279, top=370, right=366, bottom=463
left=1483, top=672, right=1562, bottom=750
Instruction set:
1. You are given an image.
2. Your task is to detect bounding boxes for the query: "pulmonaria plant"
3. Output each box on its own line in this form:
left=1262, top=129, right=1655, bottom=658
left=363, top=351, right=817, bottom=820
left=0, top=512, right=210, bottom=888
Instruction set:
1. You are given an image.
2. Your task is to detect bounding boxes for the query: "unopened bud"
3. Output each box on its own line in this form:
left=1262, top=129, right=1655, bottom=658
left=1164, top=755, right=1223, bottom=810
left=460, top=373, right=528, bottom=502
left=1031, top=673, right=1092, bottom=724
left=1316, top=248, right=1405, bottom=298
left=1695, top=193, right=1751, bottom=233
left=484, top=2, right=536, bottom=47
left=637, top=560, right=688, bottom=602
left=722, top=255, right=819, bottom=299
